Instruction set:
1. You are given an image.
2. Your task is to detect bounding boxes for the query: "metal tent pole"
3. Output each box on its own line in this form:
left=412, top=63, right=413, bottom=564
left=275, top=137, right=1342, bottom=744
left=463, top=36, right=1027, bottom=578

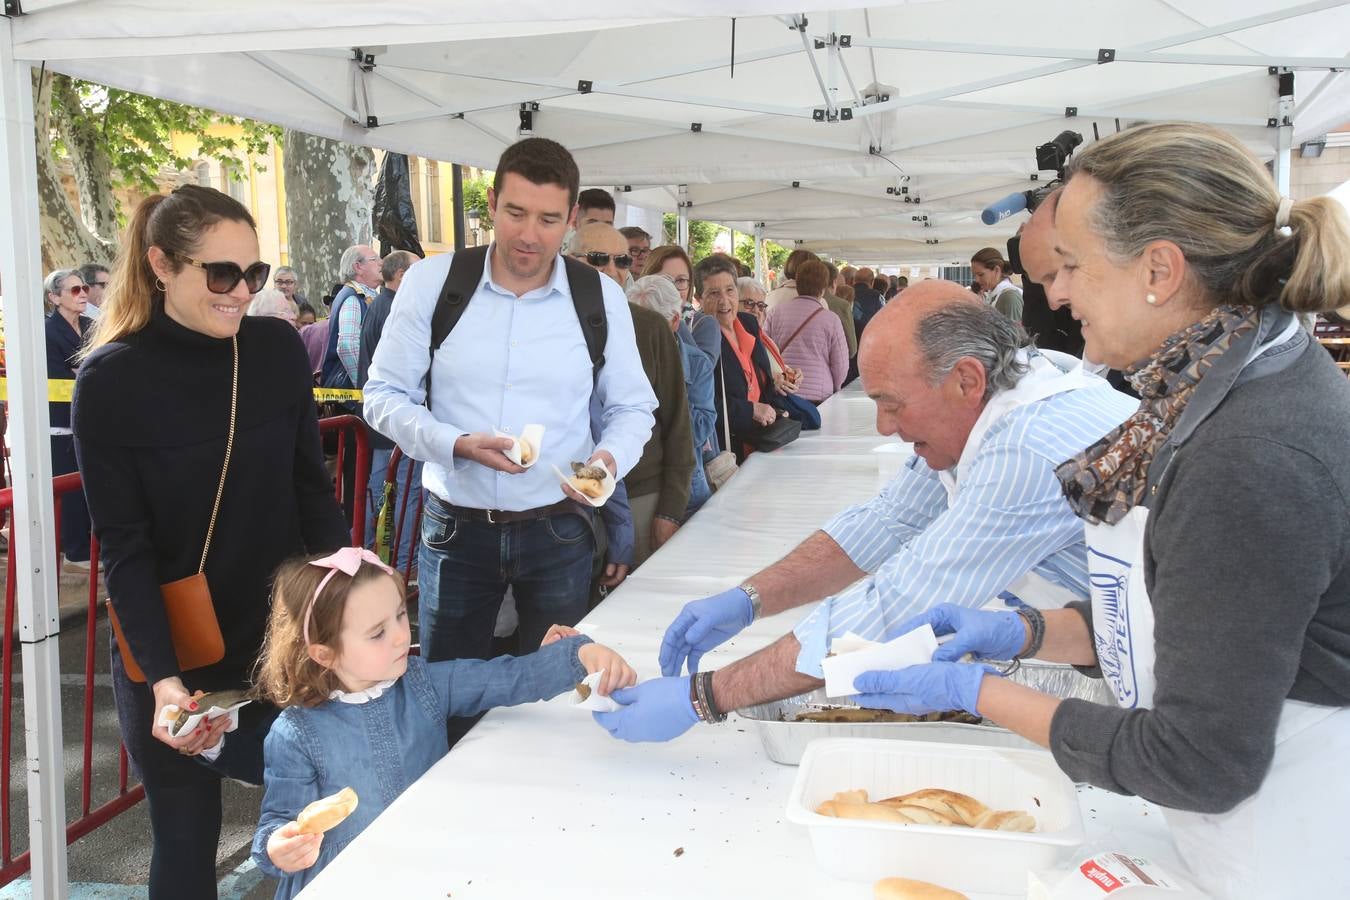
left=1274, top=68, right=1296, bottom=196
left=676, top=184, right=690, bottom=251
left=0, top=20, right=71, bottom=898
left=753, top=223, right=766, bottom=283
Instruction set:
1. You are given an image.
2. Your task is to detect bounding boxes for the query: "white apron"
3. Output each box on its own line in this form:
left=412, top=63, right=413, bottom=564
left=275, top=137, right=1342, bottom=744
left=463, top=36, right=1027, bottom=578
left=1085, top=315, right=1350, bottom=898
left=940, top=351, right=1099, bottom=610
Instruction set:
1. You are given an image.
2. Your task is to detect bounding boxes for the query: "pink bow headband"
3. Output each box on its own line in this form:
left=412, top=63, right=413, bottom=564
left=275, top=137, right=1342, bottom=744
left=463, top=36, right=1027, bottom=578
left=302, top=546, right=396, bottom=646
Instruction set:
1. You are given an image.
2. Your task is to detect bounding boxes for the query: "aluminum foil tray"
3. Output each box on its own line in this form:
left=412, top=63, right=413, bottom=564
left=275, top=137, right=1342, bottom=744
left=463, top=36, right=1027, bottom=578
left=735, top=661, right=1112, bottom=765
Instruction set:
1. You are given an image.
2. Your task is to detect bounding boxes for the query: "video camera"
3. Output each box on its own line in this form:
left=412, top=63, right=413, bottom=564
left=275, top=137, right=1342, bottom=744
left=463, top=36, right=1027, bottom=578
left=981, top=129, right=1083, bottom=225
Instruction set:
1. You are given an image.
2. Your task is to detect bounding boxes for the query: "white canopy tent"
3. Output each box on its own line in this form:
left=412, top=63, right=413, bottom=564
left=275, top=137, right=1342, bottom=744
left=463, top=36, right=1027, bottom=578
left=3, top=1, right=1350, bottom=893
left=12, top=0, right=1348, bottom=264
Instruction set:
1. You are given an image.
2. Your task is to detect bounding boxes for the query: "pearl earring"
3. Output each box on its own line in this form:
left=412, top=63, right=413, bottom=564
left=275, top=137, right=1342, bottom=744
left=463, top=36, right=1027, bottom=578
left=1145, top=293, right=1158, bottom=305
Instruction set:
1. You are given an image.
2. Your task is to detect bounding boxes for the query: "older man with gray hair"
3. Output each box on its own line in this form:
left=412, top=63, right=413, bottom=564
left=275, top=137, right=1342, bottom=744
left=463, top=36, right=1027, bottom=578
left=594, top=280, right=1138, bottom=743
left=321, top=244, right=382, bottom=396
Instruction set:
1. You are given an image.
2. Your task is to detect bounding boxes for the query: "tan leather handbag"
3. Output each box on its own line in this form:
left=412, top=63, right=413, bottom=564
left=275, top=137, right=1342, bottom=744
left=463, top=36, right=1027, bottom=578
left=108, top=336, right=236, bottom=683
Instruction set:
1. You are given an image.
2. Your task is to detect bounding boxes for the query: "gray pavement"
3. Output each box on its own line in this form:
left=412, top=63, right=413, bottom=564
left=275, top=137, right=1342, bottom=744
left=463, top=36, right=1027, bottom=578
left=1, top=560, right=277, bottom=898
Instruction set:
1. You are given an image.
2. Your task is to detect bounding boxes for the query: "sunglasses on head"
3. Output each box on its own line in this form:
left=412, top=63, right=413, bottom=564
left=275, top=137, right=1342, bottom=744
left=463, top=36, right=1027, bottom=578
left=580, top=251, right=632, bottom=270
left=175, top=253, right=272, bottom=294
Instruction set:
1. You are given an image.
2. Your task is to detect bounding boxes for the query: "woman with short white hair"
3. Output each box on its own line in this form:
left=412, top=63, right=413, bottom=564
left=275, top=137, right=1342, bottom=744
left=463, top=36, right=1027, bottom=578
left=628, top=275, right=715, bottom=516
left=246, top=287, right=298, bottom=328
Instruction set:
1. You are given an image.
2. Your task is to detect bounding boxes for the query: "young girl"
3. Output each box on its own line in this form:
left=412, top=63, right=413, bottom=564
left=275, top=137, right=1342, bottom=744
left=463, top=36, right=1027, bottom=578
left=250, top=547, right=635, bottom=897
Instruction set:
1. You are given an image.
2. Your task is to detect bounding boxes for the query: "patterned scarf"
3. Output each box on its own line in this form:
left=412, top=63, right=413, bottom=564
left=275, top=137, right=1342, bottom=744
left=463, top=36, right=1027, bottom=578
left=1055, top=304, right=1258, bottom=525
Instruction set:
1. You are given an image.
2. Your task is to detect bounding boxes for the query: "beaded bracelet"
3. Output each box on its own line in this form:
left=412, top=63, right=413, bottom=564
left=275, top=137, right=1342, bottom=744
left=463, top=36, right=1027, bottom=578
left=1014, top=605, right=1047, bottom=660
left=689, top=670, right=727, bottom=724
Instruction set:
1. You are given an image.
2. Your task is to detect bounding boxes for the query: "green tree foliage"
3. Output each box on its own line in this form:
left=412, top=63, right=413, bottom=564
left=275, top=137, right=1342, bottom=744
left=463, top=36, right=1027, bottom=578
left=51, top=76, right=279, bottom=199
left=463, top=173, right=494, bottom=230
left=37, top=73, right=281, bottom=268
left=733, top=233, right=790, bottom=276
left=660, top=213, right=722, bottom=261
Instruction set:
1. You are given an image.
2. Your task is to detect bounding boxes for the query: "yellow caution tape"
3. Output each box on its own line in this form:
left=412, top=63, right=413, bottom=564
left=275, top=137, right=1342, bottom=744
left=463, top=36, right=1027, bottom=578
left=0, top=378, right=363, bottom=403
left=312, top=388, right=364, bottom=402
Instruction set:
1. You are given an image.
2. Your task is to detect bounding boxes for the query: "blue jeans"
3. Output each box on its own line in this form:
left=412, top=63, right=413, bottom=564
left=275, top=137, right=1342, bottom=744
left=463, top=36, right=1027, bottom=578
left=417, top=493, right=595, bottom=661
left=365, top=447, right=424, bottom=572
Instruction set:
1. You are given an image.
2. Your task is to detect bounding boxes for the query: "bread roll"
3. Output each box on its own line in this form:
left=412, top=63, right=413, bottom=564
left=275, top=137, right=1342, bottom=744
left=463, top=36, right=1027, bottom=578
left=888, top=804, right=956, bottom=826
left=569, top=476, right=605, bottom=499
left=831, top=789, right=869, bottom=805
left=297, top=787, right=359, bottom=835
left=815, top=800, right=913, bottom=824
left=972, top=809, right=1036, bottom=832
left=883, top=789, right=989, bottom=827
left=873, top=877, right=969, bottom=900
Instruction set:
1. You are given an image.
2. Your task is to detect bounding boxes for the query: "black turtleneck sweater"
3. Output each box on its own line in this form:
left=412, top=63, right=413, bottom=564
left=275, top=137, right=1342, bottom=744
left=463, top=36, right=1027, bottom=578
left=73, top=307, right=349, bottom=685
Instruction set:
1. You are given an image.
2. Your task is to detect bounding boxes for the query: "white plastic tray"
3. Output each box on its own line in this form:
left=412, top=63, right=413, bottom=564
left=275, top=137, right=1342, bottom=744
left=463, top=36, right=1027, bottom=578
left=786, top=738, right=1085, bottom=894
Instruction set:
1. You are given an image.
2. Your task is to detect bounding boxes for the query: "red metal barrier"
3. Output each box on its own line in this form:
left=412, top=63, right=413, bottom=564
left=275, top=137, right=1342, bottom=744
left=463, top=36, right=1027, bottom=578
left=0, top=416, right=370, bottom=887
left=0, top=474, right=145, bottom=887
left=381, top=446, right=424, bottom=588
left=319, top=415, right=371, bottom=547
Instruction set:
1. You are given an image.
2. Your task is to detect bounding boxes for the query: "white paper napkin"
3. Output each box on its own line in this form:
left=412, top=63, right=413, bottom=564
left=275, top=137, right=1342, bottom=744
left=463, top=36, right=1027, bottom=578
left=820, top=624, right=939, bottom=698
left=571, top=669, right=622, bottom=712
left=158, top=697, right=251, bottom=738
left=551, top=463, right=615, bottom=507
left=495, top=424, right=545, bottom=468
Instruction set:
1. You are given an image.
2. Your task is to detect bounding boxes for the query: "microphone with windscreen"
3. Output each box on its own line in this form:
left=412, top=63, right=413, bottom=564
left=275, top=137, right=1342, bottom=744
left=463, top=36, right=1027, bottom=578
left=981, top=191, right=1031, bottom=225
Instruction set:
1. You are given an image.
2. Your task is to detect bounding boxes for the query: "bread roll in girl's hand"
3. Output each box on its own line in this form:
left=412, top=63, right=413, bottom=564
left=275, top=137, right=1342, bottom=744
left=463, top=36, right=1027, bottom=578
left=297, top=787, right=358, bottom=835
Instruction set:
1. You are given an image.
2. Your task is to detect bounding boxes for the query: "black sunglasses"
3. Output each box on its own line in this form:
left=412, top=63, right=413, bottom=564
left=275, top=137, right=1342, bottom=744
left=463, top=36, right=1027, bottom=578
left=580, top=251, right=632, bottom=270
left=175, top=253, right=272, bottom=294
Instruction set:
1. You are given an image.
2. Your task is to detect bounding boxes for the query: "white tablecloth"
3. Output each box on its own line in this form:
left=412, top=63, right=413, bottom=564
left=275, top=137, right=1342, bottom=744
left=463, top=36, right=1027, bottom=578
left=301, top=384, right=1177, bottom=899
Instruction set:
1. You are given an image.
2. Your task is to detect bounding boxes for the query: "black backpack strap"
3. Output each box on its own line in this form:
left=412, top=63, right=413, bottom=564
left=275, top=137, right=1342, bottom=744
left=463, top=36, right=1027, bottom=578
left=425, top=245, right=489, bottom=408
left=560, top=255, right=607, bottom=384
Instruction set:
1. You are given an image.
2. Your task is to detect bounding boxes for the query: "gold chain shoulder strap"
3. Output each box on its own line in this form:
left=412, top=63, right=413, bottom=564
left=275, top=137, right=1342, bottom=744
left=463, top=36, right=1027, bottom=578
left=198, top=335, right=238, bottom=574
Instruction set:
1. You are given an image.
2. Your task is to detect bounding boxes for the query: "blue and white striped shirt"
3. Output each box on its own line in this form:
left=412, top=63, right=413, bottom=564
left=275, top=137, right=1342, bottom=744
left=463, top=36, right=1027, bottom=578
left=793, top=380, right=1137, bottom=677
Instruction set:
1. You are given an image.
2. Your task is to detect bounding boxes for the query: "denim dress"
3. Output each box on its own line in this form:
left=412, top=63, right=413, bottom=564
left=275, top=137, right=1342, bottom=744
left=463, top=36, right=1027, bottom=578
left=251, top=635, right=591, bottom=898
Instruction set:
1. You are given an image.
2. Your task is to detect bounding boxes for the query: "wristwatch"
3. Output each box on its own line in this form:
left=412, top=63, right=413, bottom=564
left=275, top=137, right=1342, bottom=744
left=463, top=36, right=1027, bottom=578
left=740, top=582, right=762, bottom=620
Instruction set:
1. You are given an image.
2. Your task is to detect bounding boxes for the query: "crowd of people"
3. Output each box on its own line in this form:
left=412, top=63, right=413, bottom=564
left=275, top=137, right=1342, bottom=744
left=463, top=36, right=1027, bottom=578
left=22, top=121, right=1350, bottom=899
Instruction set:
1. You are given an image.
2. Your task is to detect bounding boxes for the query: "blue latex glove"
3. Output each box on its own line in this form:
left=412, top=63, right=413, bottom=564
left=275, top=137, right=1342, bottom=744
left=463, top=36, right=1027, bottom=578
left=592, top=676, right=699, bottom=743
left=890, top=601, right=1027, bottom=663
left=659, top=588, right=754, bottom=676
left=854, top=662, right=999, bottom=717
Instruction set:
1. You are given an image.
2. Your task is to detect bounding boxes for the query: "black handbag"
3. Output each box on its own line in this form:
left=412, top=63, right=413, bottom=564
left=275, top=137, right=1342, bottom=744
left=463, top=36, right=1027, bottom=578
left=748, top=413, right=802, bottom=452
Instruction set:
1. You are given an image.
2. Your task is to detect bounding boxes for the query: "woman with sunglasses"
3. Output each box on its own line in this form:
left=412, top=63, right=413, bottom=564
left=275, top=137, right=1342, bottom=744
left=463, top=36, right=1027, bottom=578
left=72, top=185, right=349, bottom=899
left=44, top=268, right=94, bottom=571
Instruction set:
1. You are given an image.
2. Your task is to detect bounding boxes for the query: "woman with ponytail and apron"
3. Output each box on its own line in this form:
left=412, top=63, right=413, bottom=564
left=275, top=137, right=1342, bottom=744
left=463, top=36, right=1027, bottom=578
left=852, top=123, right=1350, bottom=899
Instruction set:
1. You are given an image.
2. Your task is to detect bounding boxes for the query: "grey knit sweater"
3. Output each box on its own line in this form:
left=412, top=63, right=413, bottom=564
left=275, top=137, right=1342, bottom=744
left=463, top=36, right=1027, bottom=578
left=1049, top=323, right=1350, bottom=814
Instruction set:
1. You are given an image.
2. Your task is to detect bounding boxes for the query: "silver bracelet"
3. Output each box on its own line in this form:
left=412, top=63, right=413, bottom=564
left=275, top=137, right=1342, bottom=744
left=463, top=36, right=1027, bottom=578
left=740, top=582, right=762, bottom=620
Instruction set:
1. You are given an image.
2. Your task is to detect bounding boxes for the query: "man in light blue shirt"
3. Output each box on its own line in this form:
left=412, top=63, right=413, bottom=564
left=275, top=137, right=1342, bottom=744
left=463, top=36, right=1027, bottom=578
left=593, top=281, right=1137, bottom=742
left=364, top=138, right=656, bottom=661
